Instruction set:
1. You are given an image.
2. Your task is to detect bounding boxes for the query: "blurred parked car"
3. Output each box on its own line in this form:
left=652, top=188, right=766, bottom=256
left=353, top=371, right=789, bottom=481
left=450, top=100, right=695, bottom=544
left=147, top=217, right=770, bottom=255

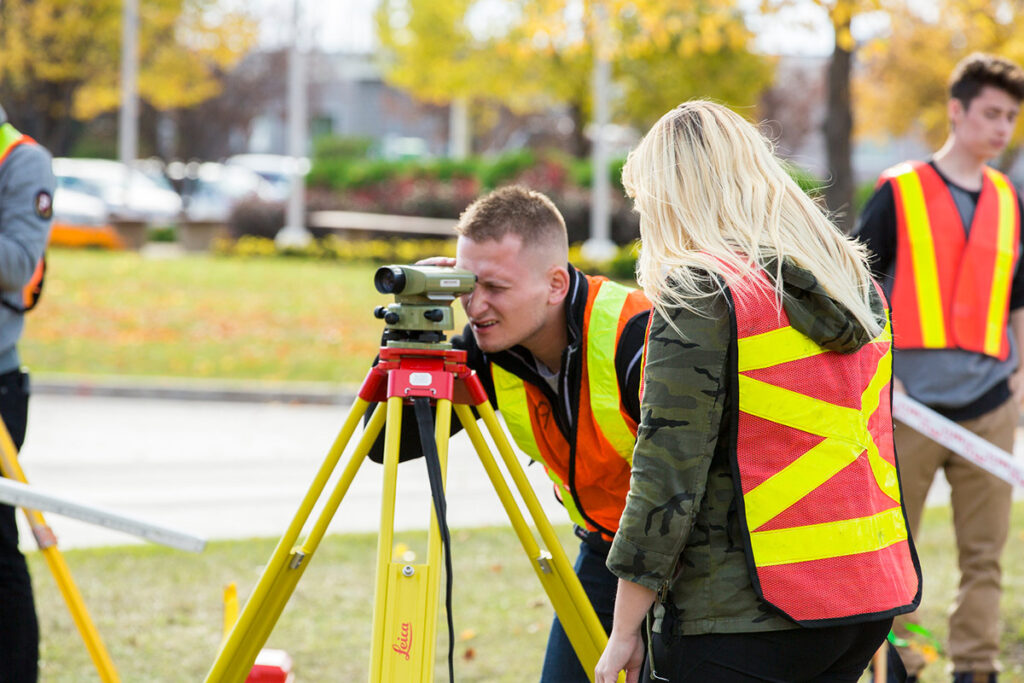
left=176, top=161, right=281, bottom=223
left=224, top=154, right=309, bottom=203
left=49, top=186, right=122, bottom=249
left=52, top=158, right=182, bottom=224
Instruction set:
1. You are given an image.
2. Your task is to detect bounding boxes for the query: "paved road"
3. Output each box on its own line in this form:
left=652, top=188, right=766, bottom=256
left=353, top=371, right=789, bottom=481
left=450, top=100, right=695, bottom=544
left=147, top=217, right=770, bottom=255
left=12, top=391, right=1024, bottom=552
left=15, top=393, right=565, bottom=551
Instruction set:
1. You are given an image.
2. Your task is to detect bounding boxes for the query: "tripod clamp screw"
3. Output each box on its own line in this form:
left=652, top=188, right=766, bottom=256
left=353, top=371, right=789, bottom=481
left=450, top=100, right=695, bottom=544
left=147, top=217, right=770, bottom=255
left=402, top=565, right=416, bottom=577
left=536, top=550, right=553, bottom=574
left=289, top=551, right=307, bottom=570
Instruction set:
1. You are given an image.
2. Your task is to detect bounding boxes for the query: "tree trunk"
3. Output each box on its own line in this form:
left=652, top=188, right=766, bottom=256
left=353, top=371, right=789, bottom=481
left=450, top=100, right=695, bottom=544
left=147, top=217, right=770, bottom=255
left=824, top=42, right=854, bottom=233
left=568, top=101, right=590, bottom=158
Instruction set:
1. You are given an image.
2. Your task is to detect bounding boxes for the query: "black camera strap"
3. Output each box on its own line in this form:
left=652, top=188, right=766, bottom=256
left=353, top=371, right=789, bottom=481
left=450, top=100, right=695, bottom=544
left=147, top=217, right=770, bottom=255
left=412, top=397, right=455, bottom=681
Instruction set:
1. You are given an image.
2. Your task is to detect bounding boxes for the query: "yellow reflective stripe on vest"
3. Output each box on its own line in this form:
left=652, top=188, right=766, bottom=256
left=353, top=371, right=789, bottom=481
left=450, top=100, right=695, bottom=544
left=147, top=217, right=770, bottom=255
left=491, top=364, right=543, bottom=462
left=749, top=506, right=908, bottom=566
left=739, top=322, right=899, bottom=531
left=983, top=168, right=1017, bottom=357
left=490, top=364, right=587, bottom=527
left=538, top=463, right=585, bottom=527
left=737, top=325, right=830, bottom=373
left=894, top=168, right=947, bottom=347
left=0, top=124, right=23, bottom=158
left=587, top=280, right=636, bottom=463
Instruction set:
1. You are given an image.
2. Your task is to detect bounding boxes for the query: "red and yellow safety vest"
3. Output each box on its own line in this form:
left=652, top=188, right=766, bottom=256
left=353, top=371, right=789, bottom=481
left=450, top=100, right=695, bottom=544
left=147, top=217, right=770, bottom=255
left=882, top=161, right=1020, bottom=360
left=491, top=275, right=650, bottom=539
left=732, top=272, right=920, bottom=624
left=0, top=123, right=33, bottom=165
left=0, top=123, right=46, bottom=312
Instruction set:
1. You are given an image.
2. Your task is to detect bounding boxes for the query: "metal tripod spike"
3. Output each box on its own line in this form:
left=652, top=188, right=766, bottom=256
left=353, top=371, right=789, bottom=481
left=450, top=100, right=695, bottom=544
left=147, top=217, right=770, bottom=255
left=205, top=341, right=618, bottom=682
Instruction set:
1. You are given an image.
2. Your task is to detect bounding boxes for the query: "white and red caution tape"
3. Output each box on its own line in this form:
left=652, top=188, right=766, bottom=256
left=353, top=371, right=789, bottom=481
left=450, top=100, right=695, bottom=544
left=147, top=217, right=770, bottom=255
left=892, top=392, right=1024, bottom=488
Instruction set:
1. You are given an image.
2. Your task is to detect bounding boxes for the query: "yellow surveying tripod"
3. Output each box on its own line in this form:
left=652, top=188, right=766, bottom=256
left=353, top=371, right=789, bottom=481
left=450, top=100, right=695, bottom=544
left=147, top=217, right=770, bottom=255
left=206, top=265, right=618, bottom=682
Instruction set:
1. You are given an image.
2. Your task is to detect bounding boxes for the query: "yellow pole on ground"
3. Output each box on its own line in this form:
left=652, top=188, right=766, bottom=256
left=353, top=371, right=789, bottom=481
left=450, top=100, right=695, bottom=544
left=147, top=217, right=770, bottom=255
left=223, top=583, right=239, bottom=643
left=0, top=418, right=120, bottom=683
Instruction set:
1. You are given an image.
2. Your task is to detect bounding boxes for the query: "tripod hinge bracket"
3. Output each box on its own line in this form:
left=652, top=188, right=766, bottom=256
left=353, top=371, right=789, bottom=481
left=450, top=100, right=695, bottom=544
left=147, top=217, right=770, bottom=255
left=536, top=550, right=553, bottom=574
left=389, top=369, right=454, bottom=400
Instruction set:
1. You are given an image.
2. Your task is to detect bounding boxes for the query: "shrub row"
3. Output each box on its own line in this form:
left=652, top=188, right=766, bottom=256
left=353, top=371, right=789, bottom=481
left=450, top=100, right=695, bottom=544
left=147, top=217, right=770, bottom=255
left=211, top=235, right=640, bottom=280
left=307, top=149, right=618, bottom=193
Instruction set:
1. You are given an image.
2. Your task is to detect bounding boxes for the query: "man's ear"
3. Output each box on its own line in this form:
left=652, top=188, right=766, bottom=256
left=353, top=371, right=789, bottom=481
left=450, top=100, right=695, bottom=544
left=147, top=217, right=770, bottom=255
left=548, top=265, right=570, bottom=305
left=948, top=97, right=964, bottom=130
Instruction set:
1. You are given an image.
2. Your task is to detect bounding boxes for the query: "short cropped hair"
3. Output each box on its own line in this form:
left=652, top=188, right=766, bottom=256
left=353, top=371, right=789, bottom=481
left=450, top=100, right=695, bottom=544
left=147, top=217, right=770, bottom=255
left=949, top=53, right=1024, bottom=107
left=455, top=185, right=567, bottom=250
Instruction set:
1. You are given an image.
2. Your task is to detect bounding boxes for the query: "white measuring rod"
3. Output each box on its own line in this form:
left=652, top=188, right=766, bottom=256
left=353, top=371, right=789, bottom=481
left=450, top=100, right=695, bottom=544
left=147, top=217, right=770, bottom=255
left=892, top=392, right=1024, bottom=488
left=0, top=476, right=206, bottom=553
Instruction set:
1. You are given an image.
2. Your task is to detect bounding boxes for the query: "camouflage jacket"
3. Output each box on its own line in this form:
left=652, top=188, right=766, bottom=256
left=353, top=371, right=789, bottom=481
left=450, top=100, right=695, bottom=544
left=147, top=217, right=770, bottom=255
left=606, top=260, right=887, bottom=635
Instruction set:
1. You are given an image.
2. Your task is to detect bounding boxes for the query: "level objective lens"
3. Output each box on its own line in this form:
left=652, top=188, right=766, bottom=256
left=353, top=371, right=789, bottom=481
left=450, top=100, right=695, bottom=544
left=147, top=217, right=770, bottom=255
left=374, top=266, right=406, bottom=294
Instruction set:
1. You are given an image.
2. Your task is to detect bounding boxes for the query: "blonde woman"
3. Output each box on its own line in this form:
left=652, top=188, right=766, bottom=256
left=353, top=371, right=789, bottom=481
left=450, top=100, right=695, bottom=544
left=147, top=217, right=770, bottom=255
left=594, top=101, right=921, bottom=683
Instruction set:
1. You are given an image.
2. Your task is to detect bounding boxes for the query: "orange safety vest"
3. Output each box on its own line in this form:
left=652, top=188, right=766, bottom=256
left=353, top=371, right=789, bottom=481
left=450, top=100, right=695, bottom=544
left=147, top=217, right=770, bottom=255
left=882, top=161, right=1020, bottom=360
left=0, top=123, right=46, bottom=312
left=731, top=272, right=920, bottom=624
left=491, top=275, right=650, bottom=538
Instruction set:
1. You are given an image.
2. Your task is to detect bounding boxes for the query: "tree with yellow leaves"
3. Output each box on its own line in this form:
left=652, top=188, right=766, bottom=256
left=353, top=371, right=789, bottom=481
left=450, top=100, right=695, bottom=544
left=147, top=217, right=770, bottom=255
left=856, top=0, right=1024, bottom=171
left=376, top=0, right=773, bottom=156
left=0, top=0, right=258, bottom=154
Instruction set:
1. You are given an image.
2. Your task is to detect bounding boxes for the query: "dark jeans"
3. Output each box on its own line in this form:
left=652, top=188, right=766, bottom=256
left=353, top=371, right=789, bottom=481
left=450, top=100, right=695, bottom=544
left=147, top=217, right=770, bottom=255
left=539, top=540, right=618, bottom=683
left=0, top=369, right=37, bottom=683
left=644, top=617, right=894, bottom=682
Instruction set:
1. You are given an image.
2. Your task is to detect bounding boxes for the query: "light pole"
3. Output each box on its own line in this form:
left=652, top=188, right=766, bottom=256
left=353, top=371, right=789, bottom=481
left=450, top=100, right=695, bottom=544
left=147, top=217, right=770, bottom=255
left=276, top=0, right=313, bottom=248
left=449, top=97, right=470, bottom=159
left=583, top=2, right=617, bottom=263
left=118, top=0, right=139, bottom=202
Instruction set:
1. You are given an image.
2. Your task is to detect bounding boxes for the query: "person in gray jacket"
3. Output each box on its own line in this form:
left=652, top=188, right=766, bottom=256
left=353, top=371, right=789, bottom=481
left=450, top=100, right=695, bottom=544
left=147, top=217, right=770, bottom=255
left=0, top=102, right=55, bottom=683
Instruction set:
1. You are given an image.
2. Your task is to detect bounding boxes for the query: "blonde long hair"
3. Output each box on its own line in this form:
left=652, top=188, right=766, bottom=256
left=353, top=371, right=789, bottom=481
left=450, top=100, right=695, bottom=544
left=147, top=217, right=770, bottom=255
left=623, top=100, right=881, bottom=336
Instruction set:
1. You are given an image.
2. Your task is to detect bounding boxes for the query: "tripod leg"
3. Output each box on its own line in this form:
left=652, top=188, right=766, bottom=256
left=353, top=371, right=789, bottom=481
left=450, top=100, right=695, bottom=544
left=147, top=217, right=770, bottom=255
left=454, top=403, right=611, bottom=683
left=206, top=397, right=385, bottom=683
left=370, top=396, right=453, bottom=682
left=422, top=397, right=452, bottom=678
left=0, top=418, right=120, bottom=682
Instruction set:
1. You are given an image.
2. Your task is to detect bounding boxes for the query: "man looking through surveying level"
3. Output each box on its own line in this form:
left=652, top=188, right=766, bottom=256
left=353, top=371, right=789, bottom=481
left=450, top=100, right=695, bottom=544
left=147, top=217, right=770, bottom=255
left=371, top=185, right=651, bottom=682
left=856, top=53, right=1024, bottom=683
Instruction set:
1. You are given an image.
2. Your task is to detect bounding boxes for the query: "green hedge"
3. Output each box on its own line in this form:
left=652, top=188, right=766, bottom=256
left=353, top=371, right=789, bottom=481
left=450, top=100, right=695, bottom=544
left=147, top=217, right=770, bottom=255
left=299, top=139, right=827, bottom=249
left=307, top=147, right=631, bottom=193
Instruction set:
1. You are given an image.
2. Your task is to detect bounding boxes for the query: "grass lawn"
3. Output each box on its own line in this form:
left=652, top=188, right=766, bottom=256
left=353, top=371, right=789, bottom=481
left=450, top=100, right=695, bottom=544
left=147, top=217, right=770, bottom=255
left=23, top=503, right=1024, bottom=682
left=29, top=525, right=579, bottom=682
left=22, top=248, right=467, bottom=385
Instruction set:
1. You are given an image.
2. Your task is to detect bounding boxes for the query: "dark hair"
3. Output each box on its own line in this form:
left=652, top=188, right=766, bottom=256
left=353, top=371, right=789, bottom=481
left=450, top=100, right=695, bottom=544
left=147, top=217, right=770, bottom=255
left=949, top=53, right=1024, bottom=108
left=455, top=185, right=567, bottom=248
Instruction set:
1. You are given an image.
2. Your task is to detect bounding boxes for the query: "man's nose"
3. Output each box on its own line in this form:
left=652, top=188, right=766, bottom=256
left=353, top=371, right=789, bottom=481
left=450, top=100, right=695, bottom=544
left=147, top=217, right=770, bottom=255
left=461, top=287, right=484, bottom=316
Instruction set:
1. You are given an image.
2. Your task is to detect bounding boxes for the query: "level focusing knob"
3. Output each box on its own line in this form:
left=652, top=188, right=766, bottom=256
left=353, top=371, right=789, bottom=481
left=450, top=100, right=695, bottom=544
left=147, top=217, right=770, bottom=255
left=423, top=309, right=445, bottom=322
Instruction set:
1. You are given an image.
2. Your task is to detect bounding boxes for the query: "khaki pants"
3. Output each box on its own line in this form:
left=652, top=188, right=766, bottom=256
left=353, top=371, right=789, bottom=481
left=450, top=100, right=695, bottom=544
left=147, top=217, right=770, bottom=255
left=893, top=397, right=1018, bottom=676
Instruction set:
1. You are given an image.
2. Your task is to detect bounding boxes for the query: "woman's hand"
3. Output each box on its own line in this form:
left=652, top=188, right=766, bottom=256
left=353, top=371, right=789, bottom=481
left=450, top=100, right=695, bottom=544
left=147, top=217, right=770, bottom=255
left=595, top=627, right=645, bottom=683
